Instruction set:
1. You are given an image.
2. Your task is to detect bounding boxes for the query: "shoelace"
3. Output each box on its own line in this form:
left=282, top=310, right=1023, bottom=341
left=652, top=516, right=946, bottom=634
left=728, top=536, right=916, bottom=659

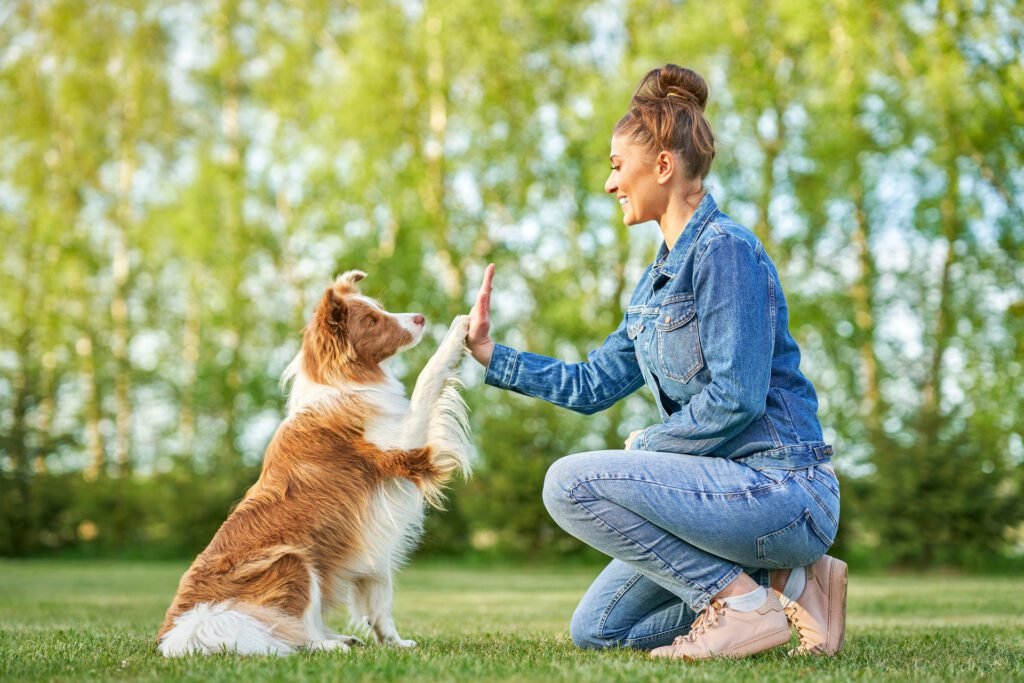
left=784, top=602, right=817, bottom=654
left=671, top=600, right=727, bottom=646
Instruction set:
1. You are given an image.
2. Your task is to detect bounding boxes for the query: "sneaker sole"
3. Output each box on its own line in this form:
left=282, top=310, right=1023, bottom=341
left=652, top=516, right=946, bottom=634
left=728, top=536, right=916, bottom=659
left=675, top=623, right=793, bottom=661
left=826, top=556, right=848, bottom=655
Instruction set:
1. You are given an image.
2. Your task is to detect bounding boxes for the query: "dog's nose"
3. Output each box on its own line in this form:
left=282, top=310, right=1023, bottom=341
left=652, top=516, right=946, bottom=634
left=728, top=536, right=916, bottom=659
left=412, top=314, right=425, bottom=326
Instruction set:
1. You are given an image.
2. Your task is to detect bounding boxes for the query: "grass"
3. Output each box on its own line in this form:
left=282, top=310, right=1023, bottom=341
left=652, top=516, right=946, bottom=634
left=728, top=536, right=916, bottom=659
left=1, top=560, right=1023, bottom=681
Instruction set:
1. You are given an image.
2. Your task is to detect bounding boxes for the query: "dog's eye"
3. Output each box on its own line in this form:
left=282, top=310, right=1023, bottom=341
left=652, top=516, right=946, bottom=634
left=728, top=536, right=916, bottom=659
left=368, top=317, right=378, bottom=325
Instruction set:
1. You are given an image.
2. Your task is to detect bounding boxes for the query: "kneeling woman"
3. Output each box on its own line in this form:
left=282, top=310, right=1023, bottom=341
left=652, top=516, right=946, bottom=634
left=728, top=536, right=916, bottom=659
left=467, top=64, right=845, bottom=660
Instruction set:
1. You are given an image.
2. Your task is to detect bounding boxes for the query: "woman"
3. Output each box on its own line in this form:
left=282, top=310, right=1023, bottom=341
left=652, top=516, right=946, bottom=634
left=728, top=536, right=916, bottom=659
left=466, top=65, right=845, bottom=661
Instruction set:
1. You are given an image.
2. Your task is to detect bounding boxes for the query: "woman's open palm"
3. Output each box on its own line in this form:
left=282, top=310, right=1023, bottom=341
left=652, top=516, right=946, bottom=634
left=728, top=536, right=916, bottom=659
left=468, top=263, right=495, bottom=366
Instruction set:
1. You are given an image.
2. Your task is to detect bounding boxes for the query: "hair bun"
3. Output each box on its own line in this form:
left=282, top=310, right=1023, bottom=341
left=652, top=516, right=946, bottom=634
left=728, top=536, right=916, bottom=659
left=658, top=64, right=708, bottom=111
left=617, top=64, right=716, bottom=180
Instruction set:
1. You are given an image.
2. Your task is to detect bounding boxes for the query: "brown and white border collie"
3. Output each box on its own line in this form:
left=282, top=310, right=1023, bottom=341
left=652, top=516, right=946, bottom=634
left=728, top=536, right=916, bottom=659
left=157, top=270, right=472, bottom=656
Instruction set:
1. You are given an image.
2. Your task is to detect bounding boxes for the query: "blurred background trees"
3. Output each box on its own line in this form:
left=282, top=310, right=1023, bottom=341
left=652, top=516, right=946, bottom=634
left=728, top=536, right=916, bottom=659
left=1, top=0, right=1021, bottom=568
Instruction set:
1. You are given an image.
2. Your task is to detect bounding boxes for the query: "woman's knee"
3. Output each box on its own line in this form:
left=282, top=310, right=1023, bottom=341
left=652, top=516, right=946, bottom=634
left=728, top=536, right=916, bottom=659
left=569, top=602, right=610, bottom=650
left=542, top=453, right=591, bottom=520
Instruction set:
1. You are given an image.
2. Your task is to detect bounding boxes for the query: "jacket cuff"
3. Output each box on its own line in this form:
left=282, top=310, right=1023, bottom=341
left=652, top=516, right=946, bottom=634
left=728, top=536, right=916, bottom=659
left=635, top=428, right=654, bottom=451
left=484, top=343, right=520, bottom=389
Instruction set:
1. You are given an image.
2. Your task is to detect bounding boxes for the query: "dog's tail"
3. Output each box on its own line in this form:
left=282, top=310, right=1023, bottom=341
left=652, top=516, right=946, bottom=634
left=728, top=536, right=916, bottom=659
left=157, top=600, right=307, bottom=657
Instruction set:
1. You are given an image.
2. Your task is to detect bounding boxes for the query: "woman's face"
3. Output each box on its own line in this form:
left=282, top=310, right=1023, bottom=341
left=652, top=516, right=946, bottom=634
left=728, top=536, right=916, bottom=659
left=605, top=133, right=664, bottom=225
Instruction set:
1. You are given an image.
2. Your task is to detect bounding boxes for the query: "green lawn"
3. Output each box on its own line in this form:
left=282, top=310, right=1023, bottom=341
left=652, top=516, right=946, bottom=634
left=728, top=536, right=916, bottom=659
left=1, top=560, right=1022, bottom=681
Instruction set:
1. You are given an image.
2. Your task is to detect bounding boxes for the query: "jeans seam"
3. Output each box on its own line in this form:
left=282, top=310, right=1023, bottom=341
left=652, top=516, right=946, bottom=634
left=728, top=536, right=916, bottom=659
left=793, top=473, right=839, bottom=528
left=814, top=467, right=841, bottom=497
left=624, top=623, right=692, bottom=647
left=567, top=487, right=731, bottom=611
left=595, top=571, right=643, bottom=640
left=569, top=473, right=785, bottom=499
left=597, top=577, right=702, bottom=647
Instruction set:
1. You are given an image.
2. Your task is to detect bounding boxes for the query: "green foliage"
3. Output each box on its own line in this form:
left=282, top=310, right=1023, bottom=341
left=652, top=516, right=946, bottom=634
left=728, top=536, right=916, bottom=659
left=1, top=0, right=1022, bottom=568
left=0, top=465, right=259, bottom=559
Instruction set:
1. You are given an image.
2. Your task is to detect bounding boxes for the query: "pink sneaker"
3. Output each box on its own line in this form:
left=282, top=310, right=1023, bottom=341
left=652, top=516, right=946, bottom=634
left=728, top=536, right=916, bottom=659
left=650, top=590, right=791, bottom=661
left=777, top=554, right=848, bottom=655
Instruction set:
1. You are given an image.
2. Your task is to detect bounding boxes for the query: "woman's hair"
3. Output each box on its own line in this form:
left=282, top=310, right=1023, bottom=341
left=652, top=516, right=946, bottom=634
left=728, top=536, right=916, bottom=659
left=615, top=64, right=716, bottom=180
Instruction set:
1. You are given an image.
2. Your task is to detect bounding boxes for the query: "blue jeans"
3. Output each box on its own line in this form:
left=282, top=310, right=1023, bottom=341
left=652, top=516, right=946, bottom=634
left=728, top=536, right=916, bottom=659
left=542, top=450, right=840, bottom=650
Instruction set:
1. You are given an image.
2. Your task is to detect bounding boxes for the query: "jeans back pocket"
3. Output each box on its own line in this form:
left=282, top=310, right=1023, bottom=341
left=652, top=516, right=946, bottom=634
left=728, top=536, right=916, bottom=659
left=756, top=509, right=832, bottom=568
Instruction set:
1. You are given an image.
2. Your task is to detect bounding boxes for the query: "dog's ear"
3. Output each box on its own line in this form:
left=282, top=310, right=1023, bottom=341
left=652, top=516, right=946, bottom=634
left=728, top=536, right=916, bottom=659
left=311, top=285, right=349, bottom=339
left=325, top=289, right=348, bottom=332
left=335, top=270, right=366, bottom=294
left=302, top=287, right=353, bottom=382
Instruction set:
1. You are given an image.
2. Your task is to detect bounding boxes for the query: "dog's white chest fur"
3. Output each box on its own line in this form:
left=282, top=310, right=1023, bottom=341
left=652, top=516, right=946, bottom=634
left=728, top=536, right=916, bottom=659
left=356, top=398, right=429, bottom=572
left=362, top=395, right=415, bottom=450
left=358, top=479, right=425, bottom=573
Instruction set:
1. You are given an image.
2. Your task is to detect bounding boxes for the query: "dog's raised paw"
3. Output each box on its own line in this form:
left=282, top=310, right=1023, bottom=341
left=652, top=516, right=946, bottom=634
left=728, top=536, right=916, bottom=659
left=448, top=314, right=470, bottom=337
left=440, top=315, right=471, bottom=359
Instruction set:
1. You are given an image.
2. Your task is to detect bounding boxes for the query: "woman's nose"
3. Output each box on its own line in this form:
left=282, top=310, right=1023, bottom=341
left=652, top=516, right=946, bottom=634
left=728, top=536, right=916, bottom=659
left=604, top=174, right=616, bottom=194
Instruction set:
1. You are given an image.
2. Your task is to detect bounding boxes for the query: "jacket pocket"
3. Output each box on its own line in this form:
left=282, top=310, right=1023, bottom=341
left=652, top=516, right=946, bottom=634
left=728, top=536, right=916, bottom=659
left=756, top=509, right=832, bottom=568
left=655, top=298, right=704, bottom=383
left=626, top=312, right=644, bottom=340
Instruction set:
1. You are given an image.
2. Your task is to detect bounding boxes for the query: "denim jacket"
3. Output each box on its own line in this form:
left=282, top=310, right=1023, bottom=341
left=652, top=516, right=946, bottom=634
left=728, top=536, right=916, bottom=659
left=485, top=193, right=832, bottom=470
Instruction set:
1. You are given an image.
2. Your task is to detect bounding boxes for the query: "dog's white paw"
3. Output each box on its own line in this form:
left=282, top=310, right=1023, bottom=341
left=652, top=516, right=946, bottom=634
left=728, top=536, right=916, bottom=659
left=446, top=314, right=470, bottom=343
left=308, top=639, right=351, bottom=653
left=389, top=638, right=417, bottom=648
left=439, top=315, right=470, bottom=365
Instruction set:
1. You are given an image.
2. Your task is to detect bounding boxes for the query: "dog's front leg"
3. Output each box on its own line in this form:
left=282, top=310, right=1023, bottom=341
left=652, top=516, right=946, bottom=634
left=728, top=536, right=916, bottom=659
left=401, top=315, right=469, bottom=445
left=351, top=575, right=415, bottom=647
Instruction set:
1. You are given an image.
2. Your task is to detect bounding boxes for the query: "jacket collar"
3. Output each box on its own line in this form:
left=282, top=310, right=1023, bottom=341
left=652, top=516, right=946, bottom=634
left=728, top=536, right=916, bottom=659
left=651, top=192, right=719, bottom=280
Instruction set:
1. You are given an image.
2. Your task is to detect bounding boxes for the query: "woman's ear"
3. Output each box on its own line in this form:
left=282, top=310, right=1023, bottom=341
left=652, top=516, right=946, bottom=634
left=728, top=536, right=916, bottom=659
left=656, top=150, right=676, bottom=185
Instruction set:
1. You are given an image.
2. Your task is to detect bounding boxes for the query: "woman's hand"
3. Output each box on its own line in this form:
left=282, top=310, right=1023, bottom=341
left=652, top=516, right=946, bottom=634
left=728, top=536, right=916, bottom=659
left=468, top=263, right=496, bottom=367
left=625, top=430, right=643, bottom=450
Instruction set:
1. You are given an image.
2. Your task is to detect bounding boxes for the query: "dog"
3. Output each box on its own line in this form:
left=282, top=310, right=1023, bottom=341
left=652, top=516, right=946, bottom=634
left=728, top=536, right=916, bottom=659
left=157, top=270, right=472, bottom=656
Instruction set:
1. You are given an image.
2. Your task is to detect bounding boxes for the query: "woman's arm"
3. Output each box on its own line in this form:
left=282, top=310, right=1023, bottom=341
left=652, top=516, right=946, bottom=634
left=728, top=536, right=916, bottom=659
left=468, top=264, right=644, bottom=415
left=632, top=235, right=774, bottom=454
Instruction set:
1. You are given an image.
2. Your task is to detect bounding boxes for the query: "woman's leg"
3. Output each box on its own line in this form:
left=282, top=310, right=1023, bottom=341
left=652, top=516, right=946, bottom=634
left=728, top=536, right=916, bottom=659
left=543, top=450, right=839, bottom=658
left=542, top=450, right=835, bottom=613
left=569, top=559, right=698, bottom=650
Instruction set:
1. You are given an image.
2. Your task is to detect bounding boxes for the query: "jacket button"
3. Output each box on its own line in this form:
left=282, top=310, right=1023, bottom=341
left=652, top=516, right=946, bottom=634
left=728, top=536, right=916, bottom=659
left=664, top=315, right=671, bottom=323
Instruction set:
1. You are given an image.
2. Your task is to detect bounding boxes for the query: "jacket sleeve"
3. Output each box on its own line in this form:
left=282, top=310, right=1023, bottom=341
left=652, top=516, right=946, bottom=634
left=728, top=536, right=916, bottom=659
left=484, top=313, right=646, bottom=415
left=634, top=235, right=774, bottom=454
